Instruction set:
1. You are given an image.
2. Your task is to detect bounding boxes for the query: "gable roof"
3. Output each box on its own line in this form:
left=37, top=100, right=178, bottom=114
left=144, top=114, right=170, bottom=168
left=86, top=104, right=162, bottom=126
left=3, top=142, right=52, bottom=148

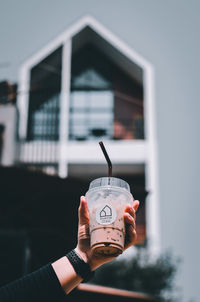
left=21, top=15, right=152, bottom=84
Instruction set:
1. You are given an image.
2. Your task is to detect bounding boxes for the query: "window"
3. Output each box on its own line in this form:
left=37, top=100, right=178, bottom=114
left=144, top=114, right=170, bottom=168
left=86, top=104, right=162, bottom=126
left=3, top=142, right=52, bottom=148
left=27, top=47, right=62, bottom=141
left=70, top=44, right=144, bottom=141
left=27, top=40, right=144, bottom=142
left=70, top=79, right=113, bottom=140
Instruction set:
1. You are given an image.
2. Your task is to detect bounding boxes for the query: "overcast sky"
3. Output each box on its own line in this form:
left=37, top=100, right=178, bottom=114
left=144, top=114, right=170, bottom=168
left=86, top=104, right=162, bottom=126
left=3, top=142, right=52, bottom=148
left=1, top=0, right=199, bottom=83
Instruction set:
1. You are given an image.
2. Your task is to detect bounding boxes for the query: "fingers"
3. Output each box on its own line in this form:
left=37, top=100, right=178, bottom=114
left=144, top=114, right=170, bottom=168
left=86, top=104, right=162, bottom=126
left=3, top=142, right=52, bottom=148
left=124, top=200, right=139, bottom=220
left=78, top=196, right=89, bottom=226
left=133, top=200, right=140, bottom=212
left=125, top=205, right=135, bottom=220
left=124, top=212, right=136, bottom=229
left=124, top=224, right=137, bottom=250
left=124, top=211, right=137, bottom=249
left=124, top=200, right=139, bottom=250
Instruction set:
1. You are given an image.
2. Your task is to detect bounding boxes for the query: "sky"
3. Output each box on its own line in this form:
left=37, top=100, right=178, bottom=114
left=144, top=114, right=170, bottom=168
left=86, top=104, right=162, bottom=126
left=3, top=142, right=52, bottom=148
left=1, top=0, right=199, bottom=83
left=1, top=1, right=200, bottom=301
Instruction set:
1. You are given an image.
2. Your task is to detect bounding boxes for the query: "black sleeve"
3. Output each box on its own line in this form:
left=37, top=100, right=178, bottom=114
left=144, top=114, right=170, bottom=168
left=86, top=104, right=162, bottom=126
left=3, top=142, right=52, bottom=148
left=0, top=264, right=67, bottom=302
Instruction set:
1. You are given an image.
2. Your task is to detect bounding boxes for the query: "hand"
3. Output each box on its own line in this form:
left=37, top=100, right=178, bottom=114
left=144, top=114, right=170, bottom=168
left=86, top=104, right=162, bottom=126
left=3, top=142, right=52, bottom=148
left=75, top=196, right=139, bottom=271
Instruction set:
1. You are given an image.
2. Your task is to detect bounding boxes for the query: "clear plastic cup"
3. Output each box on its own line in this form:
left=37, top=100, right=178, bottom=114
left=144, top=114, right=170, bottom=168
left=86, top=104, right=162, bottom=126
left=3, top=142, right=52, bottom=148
left=85, top=177, right=134, bottom=256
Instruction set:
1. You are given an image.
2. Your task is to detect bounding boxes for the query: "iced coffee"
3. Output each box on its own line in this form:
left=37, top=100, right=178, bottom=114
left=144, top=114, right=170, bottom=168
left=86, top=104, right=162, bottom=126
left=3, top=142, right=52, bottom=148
left=86, top=177, right=134, bottom=256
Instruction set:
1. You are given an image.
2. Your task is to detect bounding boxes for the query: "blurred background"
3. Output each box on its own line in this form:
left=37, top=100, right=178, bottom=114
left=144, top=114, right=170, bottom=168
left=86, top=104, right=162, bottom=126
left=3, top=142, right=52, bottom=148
left=0, top=1, right=199, bottom=302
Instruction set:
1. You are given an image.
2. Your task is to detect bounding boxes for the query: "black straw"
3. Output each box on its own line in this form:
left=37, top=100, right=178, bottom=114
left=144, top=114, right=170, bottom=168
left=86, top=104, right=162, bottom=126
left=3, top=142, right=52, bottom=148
left=99, top=141, right=112, bottom=177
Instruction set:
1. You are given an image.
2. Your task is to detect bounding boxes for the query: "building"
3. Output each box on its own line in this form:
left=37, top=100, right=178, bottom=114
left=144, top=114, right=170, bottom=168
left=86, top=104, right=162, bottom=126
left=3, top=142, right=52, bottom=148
left=0, top=18, right=160, bottom=300
left=14, top=16, right=159, bottom=253
left=0, top=81, right=17, bottom=166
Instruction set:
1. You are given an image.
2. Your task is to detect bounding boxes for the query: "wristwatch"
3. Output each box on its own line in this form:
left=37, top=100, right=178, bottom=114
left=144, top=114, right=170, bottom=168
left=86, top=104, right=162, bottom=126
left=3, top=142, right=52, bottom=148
left=66, top=249, right=95, bottom=282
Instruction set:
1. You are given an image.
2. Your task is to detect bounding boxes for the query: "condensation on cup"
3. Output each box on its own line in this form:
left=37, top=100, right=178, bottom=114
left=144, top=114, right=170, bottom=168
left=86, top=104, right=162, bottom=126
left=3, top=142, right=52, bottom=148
left=86, top=177, right=134, bottom=257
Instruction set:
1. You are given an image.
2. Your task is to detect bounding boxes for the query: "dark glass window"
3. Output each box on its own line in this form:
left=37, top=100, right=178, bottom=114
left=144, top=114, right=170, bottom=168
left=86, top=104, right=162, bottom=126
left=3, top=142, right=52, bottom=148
left=69, top=89, right=113, bottom=140
left=27, top=47, right=62, bottom=141
left=70, top=45, right=114, bottom=141
left=70, top=44, right=144, bottom=141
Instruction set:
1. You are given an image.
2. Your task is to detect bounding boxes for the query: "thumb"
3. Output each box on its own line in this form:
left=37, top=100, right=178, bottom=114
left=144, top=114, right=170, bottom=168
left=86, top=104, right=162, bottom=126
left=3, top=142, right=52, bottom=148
left=78, top=196, right=90, bottom=226
left=133, top=200, right=140, bottom=212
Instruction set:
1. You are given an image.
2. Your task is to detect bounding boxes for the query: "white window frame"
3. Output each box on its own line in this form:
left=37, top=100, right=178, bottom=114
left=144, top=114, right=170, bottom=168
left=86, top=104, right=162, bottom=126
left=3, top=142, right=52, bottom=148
left=17, top=15, right=160, bottom=254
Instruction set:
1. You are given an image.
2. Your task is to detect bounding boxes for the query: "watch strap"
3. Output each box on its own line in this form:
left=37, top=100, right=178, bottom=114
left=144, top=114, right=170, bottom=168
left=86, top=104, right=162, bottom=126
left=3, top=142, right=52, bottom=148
left=66, top=249, right=94, bottom=282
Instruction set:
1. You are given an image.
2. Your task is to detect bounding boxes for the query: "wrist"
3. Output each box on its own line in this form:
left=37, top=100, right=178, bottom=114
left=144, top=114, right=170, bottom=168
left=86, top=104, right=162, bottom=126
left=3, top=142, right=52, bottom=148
left=66, top=249, right=95, bottom=281
left=74, top=246, right=106, bottom=271
left=74, top=247, right=88, bottom=265
left=75, top=246, right=98, bottom=271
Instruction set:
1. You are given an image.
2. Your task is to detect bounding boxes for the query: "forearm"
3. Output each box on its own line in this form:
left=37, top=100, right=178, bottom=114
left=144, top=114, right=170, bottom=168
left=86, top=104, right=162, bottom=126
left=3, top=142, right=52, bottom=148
left=52, top=247, right=99, bottom=294
left=0, top=264, right=66, bottom=302
left=0, top=252, right=93, bottom=302
left=51, top=256, right=83, bottom=294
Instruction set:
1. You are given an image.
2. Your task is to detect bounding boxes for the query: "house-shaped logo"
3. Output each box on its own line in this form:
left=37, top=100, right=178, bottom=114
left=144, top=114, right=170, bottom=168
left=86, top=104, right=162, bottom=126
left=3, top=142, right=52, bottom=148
left=96, top=203, right=116, bottom=225
left=100, top=205, right=112, bottom=217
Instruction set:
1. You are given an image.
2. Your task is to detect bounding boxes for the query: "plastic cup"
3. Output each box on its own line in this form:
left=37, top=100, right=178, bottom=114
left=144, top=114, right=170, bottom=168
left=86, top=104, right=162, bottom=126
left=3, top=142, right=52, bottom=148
left=85, top=177, right=134, bottom=257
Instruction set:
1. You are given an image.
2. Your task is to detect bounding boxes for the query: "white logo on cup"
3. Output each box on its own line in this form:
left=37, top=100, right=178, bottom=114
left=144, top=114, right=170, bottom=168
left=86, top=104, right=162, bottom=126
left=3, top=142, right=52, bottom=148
left=96, top=204, right=116, bottom=225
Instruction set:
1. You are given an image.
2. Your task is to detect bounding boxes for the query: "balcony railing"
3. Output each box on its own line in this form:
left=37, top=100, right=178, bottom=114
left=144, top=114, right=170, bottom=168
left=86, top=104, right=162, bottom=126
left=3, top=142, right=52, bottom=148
left=18, top=141, right=59, bottom=164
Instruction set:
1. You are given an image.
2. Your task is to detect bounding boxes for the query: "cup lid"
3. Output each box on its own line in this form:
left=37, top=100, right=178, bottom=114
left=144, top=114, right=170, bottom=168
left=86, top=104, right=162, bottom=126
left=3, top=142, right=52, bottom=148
left=88, top=177, right=130, bottom=192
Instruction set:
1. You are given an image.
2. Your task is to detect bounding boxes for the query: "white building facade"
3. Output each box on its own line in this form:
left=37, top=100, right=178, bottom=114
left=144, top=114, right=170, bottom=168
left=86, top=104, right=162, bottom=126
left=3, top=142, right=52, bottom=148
left=17, top=16, right=160, bottom=253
